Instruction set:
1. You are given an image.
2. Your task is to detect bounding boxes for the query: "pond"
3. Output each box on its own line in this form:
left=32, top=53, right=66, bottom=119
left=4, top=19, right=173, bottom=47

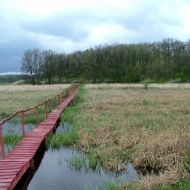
left=27, top=147, right=139, bottom=190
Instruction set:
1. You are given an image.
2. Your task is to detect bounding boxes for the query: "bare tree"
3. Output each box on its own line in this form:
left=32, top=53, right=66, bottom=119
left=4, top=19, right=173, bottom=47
left=21, top=49, right=41, bottom=85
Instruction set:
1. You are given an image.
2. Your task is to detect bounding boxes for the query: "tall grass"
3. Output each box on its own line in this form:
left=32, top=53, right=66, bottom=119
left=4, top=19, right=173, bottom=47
left=44, top=84, right=190, bottom=189
left=68, top=85, right=190, bottom=189
left=0, top=84, right=70, bottom=119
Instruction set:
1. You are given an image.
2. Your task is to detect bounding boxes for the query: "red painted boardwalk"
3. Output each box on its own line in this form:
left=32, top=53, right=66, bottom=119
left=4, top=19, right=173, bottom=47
left=0, top=87, right=77, bottom=190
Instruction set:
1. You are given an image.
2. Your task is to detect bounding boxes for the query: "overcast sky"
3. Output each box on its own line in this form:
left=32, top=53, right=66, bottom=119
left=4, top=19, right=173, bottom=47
left=0, top=0, right=190, bottom=74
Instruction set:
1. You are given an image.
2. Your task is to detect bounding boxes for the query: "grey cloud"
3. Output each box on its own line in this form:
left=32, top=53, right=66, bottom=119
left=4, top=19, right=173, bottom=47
left=0, top=28, right=43, bottom=72
left=0, top=0, right=189, bottom=73
left=21, top=11, right=94, bottom=42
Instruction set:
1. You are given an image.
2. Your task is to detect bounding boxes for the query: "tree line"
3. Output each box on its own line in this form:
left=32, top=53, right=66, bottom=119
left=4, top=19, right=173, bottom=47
left=21, top=38, right=190, bottom=84
left=0, top=74, right=29, bottom=84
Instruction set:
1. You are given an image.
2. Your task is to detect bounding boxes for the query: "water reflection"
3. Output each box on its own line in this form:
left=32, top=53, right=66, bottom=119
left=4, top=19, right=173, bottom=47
left=2, top=121, right=35, bottom=135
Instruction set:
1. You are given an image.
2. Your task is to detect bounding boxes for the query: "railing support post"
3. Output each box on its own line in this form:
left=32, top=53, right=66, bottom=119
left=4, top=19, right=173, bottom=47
left=21, top=111, right=25, bottom=137
left=0, top=125, right=5, bottom=159
left=44, top=101, right=47, bottom=119
left=58, top=94, right=61, bottom=104
left=36, top=106, right=38, bottom=126
left=48, top=99, right=51, bottom=112
left=54, top=97, right=56, bottom=108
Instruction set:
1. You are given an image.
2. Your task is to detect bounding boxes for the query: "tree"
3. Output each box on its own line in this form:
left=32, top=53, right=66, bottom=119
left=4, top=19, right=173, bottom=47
left=41, top=50, right=56, bottom=84
left=21, top=49, right=41, bottom=85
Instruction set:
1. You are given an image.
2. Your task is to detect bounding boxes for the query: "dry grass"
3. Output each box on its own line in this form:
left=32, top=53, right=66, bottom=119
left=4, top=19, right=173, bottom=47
left=0, top=84, right=70, bottom=92
left=85, top=83, right=190, bottom=89
left=0, top=84, right=70, bottom=118
left=74, top=85, right=190, bottom=189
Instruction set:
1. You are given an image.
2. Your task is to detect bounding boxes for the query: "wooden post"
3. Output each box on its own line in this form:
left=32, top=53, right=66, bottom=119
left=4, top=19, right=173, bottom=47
left=48, top=99, right=51, bottom=112
left=63, top=92, right=65, bottom=99
left=0, top=125, right=5, bottom=159
left=58, top=94, right=61, bottom=104
left=44, top=101, right=47, bottom=119
left=54, top=97, right=56, bottom=108
left=60, top=93, right=62, bottom=102
left=36, top=106, right=38, bottom=126
left=21, top=111, right=25, bottom=137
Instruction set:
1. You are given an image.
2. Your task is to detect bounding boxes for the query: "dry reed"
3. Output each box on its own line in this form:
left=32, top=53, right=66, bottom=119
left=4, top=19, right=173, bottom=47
left=74, top=85, right=190, bottom=189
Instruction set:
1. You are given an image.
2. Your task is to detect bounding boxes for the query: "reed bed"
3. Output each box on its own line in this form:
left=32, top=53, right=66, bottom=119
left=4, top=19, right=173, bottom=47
left=72, top=85, right=190, bottom=189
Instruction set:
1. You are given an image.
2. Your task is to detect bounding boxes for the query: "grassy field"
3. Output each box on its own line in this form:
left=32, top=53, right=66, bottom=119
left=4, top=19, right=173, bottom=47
left=56, top=84, right=190, bottom=189
left=0, top=84, right=70, bottom=118
left=2, top=83, right=190, bottom=189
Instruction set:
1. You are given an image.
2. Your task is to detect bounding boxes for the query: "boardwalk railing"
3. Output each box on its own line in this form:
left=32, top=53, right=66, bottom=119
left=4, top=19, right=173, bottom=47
left=0, top=84, right=78, bottom=159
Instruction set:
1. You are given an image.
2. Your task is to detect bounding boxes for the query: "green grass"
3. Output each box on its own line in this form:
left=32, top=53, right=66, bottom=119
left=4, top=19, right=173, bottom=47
left=61, top=84, right=86, bottom=123
left=154, top=181, right=190, bottom=190
left=0, top=83, right=12, bottom=85
left=46, top=84, right=85, bottom=149
left=84, top=182, right=123, bottom=190
left=3, top=134, right=22, bottom=147
left=70, top=155, right=87, bottom=170
left=46, top=129, right=79, bottom=149
left=24, top=114, right=45, bottom=124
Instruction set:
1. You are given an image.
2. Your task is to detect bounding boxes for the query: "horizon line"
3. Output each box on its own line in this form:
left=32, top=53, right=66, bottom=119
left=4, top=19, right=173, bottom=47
left=0, top=72, right=22, bottom=75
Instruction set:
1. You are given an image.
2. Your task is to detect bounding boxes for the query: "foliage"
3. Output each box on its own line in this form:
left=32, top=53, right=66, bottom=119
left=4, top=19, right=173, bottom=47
left=142, top=78, right=153, bottom=89
left=20, top=38, right=190, bottom=84
left=0, top=74, right=30, bottom=84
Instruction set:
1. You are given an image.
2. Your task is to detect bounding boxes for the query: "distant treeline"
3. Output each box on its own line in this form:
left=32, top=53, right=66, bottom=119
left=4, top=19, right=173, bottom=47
left=0, top=74, right=29, bottom=84
left=20, top=38, right=190, bottom=84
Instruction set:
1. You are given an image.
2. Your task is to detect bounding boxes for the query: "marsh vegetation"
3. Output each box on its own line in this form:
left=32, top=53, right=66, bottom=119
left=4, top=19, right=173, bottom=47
left=47, top=84, right=190, bottom=189
left=2, top=83, right=190, bottom=189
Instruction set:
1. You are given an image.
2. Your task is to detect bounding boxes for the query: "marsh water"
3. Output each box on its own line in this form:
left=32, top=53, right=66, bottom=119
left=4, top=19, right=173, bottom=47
left=27, top=147, right=139, bottom=190
left=1, top=122, right=140, bottom=189
left=2, top=119, right=35, bottom=135
left=1, top=118, right=35, bottom=157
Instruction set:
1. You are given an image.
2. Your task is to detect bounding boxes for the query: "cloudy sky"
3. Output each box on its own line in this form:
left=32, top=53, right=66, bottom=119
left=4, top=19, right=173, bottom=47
left=0, top=0, right=190, bottom=74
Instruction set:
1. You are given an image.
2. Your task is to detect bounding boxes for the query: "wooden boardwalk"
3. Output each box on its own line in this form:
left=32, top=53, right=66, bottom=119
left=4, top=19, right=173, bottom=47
left=0, top=88, right=77, bottom=190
